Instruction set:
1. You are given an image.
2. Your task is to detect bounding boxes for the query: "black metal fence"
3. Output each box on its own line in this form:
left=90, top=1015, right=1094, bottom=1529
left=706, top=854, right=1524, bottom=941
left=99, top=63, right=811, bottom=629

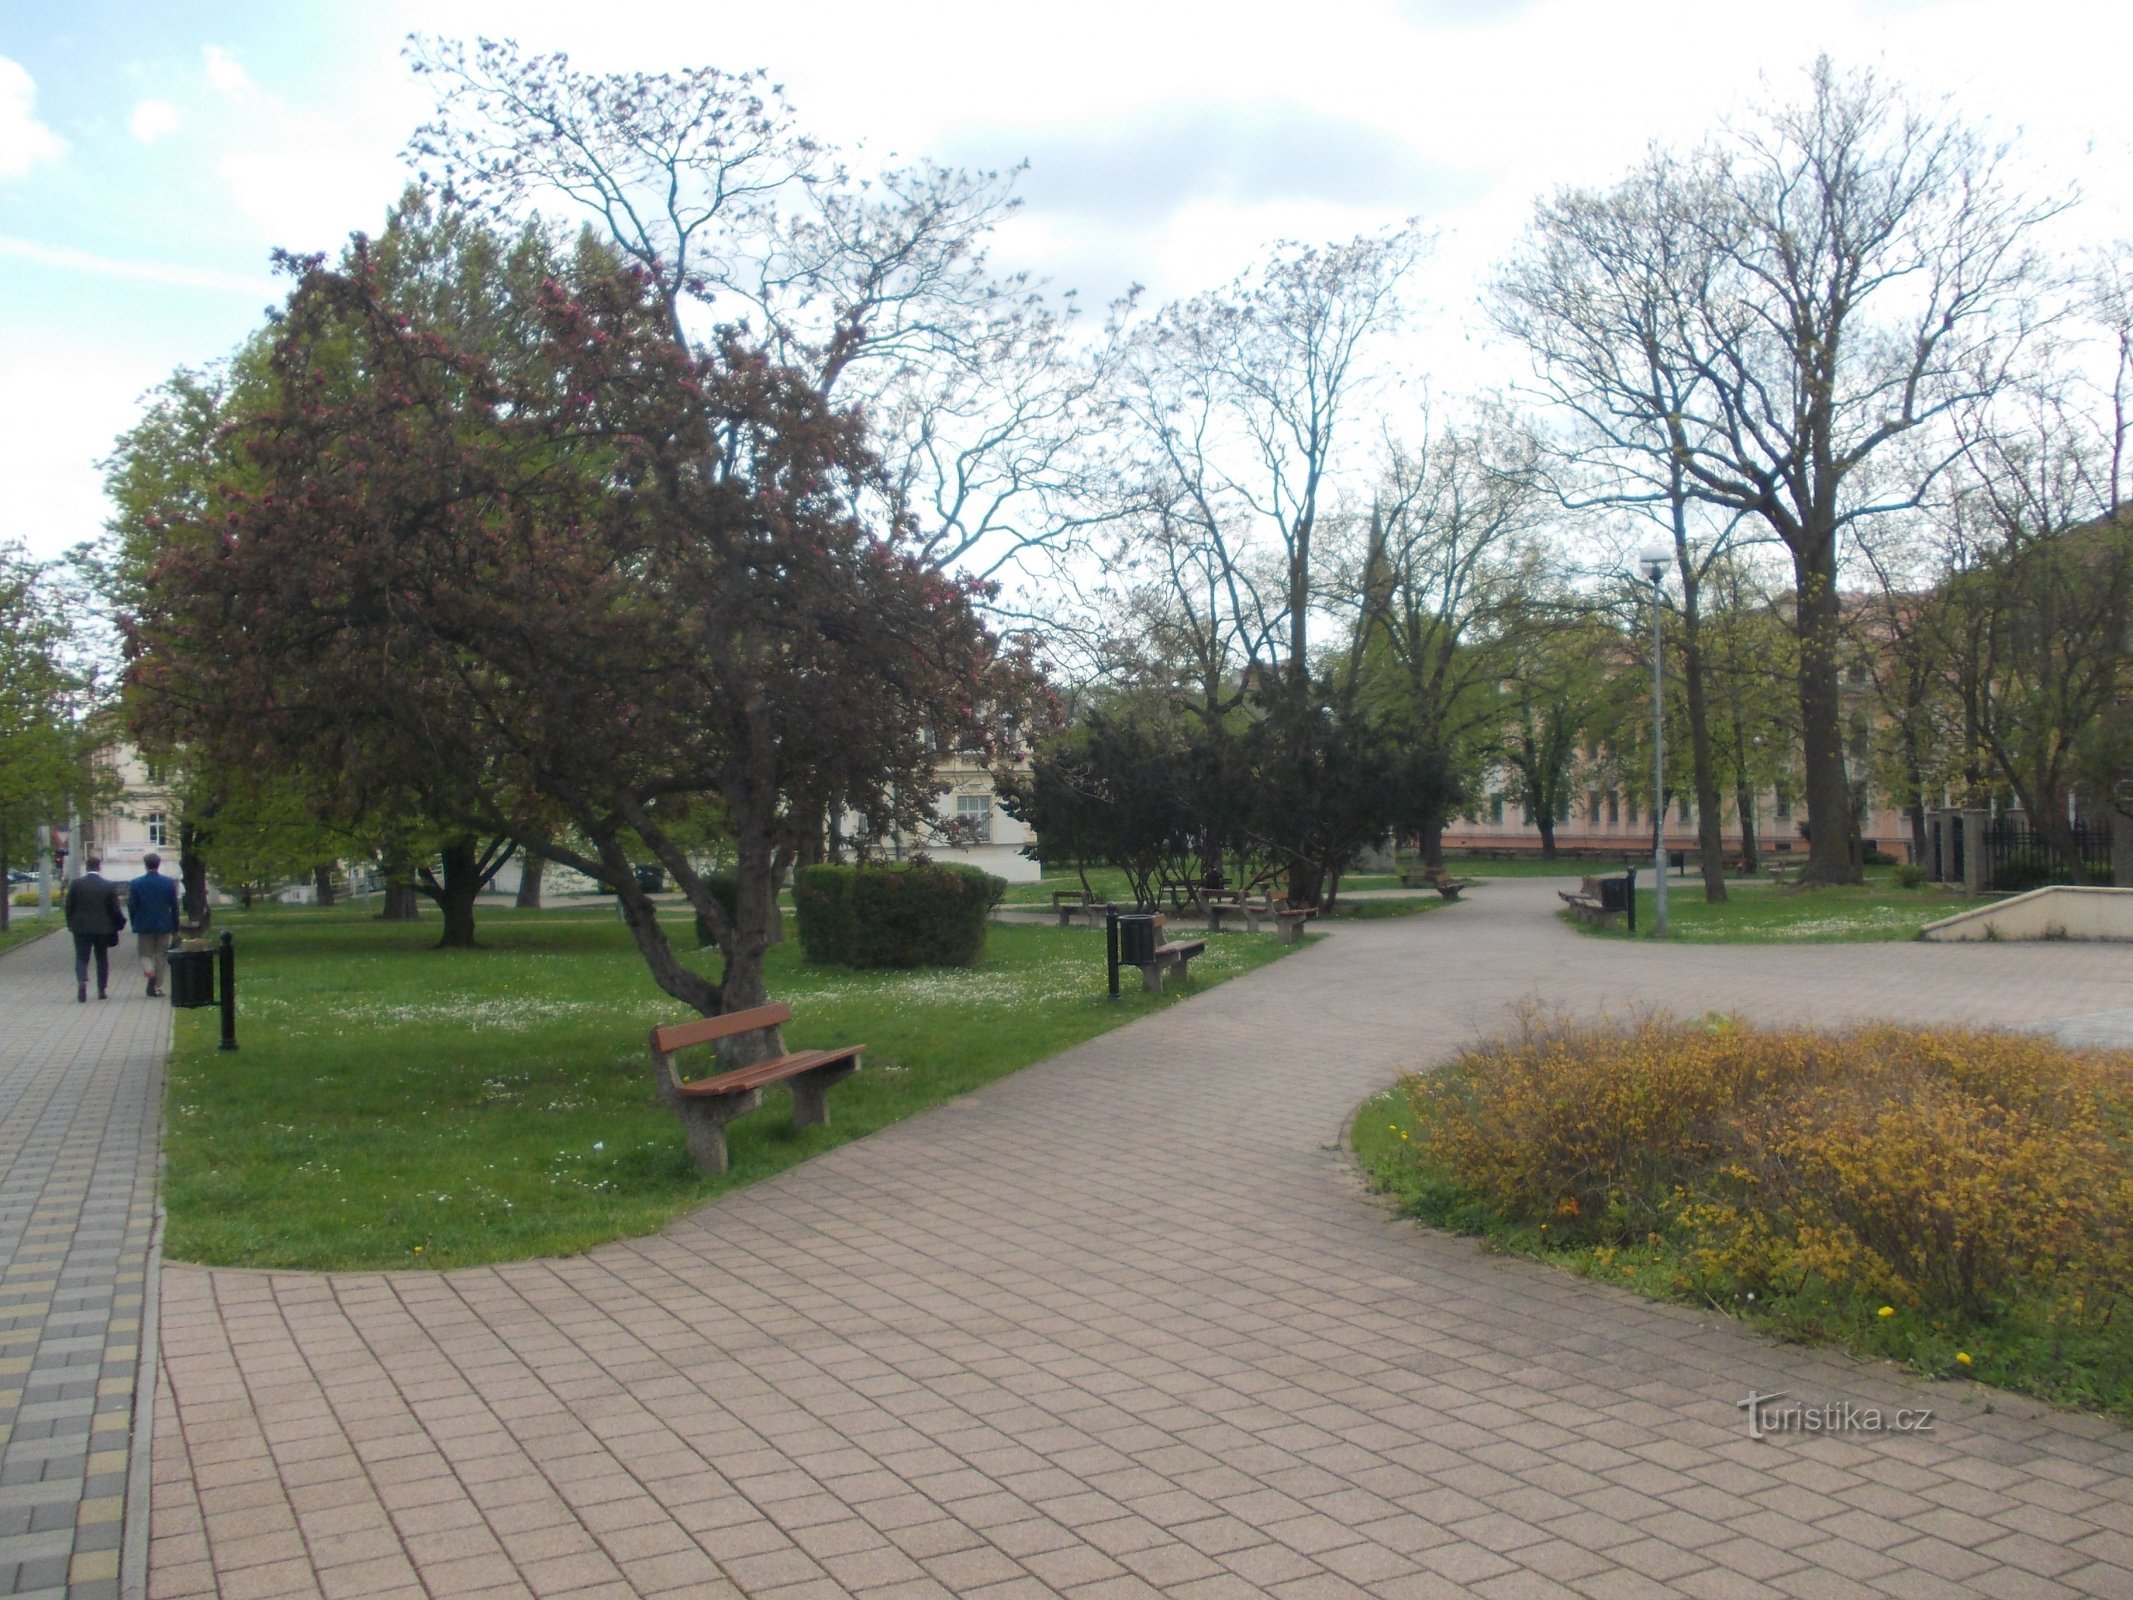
left=1981, top=817, right=2114, bottom=891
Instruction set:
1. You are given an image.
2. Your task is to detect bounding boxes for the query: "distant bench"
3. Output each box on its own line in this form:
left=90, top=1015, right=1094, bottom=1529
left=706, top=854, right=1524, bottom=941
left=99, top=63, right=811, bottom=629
left=1559, top=875, right=1626, bottom=929
left=649, top=1002, right=862, bottom=1175
left=1398, top=865, right=1476, bottom=901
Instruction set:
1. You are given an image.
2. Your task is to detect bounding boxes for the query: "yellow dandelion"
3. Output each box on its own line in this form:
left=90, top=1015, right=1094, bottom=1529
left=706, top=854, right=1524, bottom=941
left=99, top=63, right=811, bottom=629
left=1877, top=1306, right=1895, bottom=1318
left=1956, top=1351, right=1972, bottom=1366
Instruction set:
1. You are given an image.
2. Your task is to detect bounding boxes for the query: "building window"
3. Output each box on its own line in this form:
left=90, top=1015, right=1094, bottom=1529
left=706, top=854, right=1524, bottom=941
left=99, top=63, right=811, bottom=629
left=1625, top=798, right=1638, bottom=826
left=1776, top=792, right=1793, bottom=821
left=1607, top=791, right=1620, bottom=825
left=1586, top=791, right=1602, bottom=825
left=1489, top=794, right=1504, bottom=824
left=146, top=812, right=167, bottom=847
left=953, top=793, right=991, bottom=844
left=1678, top=797, right=1691, bottom=824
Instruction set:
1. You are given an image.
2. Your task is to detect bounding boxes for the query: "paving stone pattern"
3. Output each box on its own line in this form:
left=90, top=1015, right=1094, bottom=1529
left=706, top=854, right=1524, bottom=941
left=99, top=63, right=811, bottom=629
left=0, top=929, right=167, bottom=1599
left=152, top=881, right=2133, bottom=1598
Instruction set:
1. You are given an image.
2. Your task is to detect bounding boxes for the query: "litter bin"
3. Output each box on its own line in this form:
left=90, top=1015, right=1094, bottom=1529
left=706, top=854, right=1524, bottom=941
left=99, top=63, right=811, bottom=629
left=634, top=864, right=666, bottom=894
left=167, top=946, right=215, bottom=1009
left=1598, top=875, right=1630, bottom=914
left=1116, top=913, right=1158, bottom=967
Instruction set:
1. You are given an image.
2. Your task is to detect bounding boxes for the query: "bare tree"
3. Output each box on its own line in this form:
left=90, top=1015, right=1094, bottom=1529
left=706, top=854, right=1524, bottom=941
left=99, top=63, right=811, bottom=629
left=1495, top=159, right=1753, bottom=900
left=406, top=35, right=1109, bottom=592
left=1498, top=58, right=2060, bottom=885
left=1108, top=228, right=1428, bottom=688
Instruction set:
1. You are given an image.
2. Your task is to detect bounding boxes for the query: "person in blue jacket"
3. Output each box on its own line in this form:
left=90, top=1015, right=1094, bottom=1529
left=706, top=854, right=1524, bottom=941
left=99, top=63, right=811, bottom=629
left=128, top=851, right=182, bottom=998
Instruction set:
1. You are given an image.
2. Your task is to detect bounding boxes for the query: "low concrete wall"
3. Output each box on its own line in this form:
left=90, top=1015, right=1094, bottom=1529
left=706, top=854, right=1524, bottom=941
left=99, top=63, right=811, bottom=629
left=1919, top=885, right=2133, bottom=943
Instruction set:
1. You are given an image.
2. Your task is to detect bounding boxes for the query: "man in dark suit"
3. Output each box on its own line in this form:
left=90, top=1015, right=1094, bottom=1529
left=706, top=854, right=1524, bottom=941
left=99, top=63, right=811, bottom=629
left=63, top=855, right=125, bottom=1003
left=129, top=851, right=182, bottom=997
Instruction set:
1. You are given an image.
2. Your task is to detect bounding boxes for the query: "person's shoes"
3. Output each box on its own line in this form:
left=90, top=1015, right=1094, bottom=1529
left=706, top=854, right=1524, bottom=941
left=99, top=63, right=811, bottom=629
left=146, top=978, right=159, bottom=998
left=76, top=983, right=86, bottom=1003
left=98, top=987, right=107, bottom=1000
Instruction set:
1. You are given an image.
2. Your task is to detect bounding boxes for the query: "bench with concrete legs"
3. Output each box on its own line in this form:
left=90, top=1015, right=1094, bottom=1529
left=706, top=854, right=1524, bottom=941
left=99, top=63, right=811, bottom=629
left=649, top=1002, right=862, bottom=1175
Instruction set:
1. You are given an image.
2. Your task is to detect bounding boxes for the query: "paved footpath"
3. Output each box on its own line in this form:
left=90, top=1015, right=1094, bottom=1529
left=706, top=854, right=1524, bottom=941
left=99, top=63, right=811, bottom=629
left=0, top=928, right=167, bottom=1600
left=151, top=882, right=2133, bottom=1600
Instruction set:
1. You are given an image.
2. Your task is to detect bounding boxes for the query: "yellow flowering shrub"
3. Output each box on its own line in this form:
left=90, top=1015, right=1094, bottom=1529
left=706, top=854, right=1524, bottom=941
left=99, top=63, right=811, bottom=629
left=1404, top=1018, right=2133, bottom=1320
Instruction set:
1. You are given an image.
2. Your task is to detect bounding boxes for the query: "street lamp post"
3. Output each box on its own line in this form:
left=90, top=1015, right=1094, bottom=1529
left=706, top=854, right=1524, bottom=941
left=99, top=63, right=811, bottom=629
left=1641, top=547, right=1670, bottom=938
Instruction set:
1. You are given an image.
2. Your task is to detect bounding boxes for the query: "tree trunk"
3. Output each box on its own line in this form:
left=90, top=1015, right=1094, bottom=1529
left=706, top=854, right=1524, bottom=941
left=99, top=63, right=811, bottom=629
left=1677, top=589, right=1729, bottom=903
left=1420, top=813, right=1446, bottom=870
left=1792, top=548, right=1863, bottom=885
left=423, top=837, right=483, bottom=949
left=1907, top=796, right=1928, bottom=867
left=1735, top=786, right=1759, bottom=872
left=1537, top=816, right=1558, bottom=859
left=379, top=848, right=421, bottom=921
left=312, top=863, right=337, bottom=908
left=179, top=820, right=210, bottom=925
left=0, top=826, right=10, bottom=932
left=515, top=851, right=545, bottom=909
left=1285, top=854, right=1326, bottom=910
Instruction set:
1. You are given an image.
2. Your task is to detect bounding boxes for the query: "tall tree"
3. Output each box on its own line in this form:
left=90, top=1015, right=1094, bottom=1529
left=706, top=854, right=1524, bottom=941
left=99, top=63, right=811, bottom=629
left=0, top=544, right=89, bottom=927
left=1498, top=58, right=2058, bottom=885
left=1493, top=164, right=1748, bottom=901
left=135, top=242, right=1021, bottom=1026
left=406, top=36, right=1107, bottom=595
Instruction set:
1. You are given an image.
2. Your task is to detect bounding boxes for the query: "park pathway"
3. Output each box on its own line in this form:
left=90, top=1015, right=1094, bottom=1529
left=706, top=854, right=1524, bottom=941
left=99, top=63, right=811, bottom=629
left=152, top=882, right=2133, bottom=1599
left=0, top=927, right=167, bottom=1600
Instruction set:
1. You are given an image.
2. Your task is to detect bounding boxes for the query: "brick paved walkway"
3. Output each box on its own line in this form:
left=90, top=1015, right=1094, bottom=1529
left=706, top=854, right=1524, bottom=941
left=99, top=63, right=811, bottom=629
left=151, top=883, right=2133, bottom=1599
left=0, top=927, right=168, bottom=1600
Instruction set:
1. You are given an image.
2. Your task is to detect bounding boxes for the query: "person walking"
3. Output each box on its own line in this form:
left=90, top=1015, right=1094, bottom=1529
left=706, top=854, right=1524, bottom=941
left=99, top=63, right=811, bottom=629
left=129, top=851, right=181, bottom=998
left=63, top=855, right=126, bottom=1003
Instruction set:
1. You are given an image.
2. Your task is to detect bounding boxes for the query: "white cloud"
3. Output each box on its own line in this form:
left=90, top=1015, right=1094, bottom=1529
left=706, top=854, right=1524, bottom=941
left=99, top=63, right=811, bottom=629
left=130, top=99, right=181, bottom=144
left=0, top=57, right=65, bottom=179
left=0, top=236, right=277, bottom=297
left=202, top=45, right=255, bottom=98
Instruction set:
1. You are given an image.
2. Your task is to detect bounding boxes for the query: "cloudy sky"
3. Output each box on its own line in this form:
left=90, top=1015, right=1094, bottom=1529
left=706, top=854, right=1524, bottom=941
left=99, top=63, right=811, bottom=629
left=3, top=0, right=2129, bottom=561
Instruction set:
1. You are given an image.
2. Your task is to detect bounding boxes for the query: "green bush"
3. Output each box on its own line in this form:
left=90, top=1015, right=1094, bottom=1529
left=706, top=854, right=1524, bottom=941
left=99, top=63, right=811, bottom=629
left=692, top=870, right=739, bottom=949
left=1894, top=863, right=1928, bottom=889
left=793, top=862, right=1005, bottom=968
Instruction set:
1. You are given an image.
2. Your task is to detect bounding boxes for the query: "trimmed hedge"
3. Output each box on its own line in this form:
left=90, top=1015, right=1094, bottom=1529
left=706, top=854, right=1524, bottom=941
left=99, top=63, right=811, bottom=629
left=793, top=862, right=1005, bottom=968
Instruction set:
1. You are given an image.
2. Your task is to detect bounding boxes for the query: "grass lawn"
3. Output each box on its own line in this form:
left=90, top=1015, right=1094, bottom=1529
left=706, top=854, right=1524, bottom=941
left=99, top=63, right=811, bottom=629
left=1442, top=854, right=1649, bottom=878
left=1322, top=895, right=1445, bottom=921
left=1567, top=877, right=1965, bottom=942
left=1004, top=866, right=1407, bottom=905
left=164, top=906, right=1292, bottom=1271
left=0, top=919, right=59, bottom=959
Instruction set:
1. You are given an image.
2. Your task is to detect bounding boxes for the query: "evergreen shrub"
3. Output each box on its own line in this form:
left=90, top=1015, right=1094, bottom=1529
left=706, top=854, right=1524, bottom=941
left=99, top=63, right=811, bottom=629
left=793, top=862, right=1005, bottom=968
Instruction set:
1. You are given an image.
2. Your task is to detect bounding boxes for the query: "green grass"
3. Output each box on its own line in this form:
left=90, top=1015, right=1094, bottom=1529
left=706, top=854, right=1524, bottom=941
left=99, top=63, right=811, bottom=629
left=1565, top=878, right=1963, bottom=942
left=1005, top=867, right=1408, bottom=906
left=1354, top=1086, right=2133, bottom=1417
left=0, top=919, right=59, bottom=959
left=163, top=906, right=1292, bottom=1271
left=1322, top=895, right=1445, bottom=921
left=1441, top=854, right=1650, bottom=878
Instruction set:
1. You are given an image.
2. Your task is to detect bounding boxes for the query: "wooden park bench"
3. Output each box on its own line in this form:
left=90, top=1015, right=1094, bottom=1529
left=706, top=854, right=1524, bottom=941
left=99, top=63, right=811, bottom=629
left=648, top=1002, right=862, bottom=1175
left=1400, top=865, right=1476, bottom=901
left=1051, top=888, right=1104, bottom=926
left=1274, top=903, right=1318, bottom=944
left=1135, top=917, right=1208, bottom=992
left=1558, top=875, right=1624, bottom=929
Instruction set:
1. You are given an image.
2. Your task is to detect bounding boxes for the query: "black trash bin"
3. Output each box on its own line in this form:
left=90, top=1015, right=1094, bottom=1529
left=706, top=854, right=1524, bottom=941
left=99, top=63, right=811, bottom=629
left=167, top=946, right=215, bottom=1009
left=633, top=864, right=666, bottom=894
left=1116, top=913, right=1158, bottom=967
left=1597, top=875, right=1630, bottom=913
